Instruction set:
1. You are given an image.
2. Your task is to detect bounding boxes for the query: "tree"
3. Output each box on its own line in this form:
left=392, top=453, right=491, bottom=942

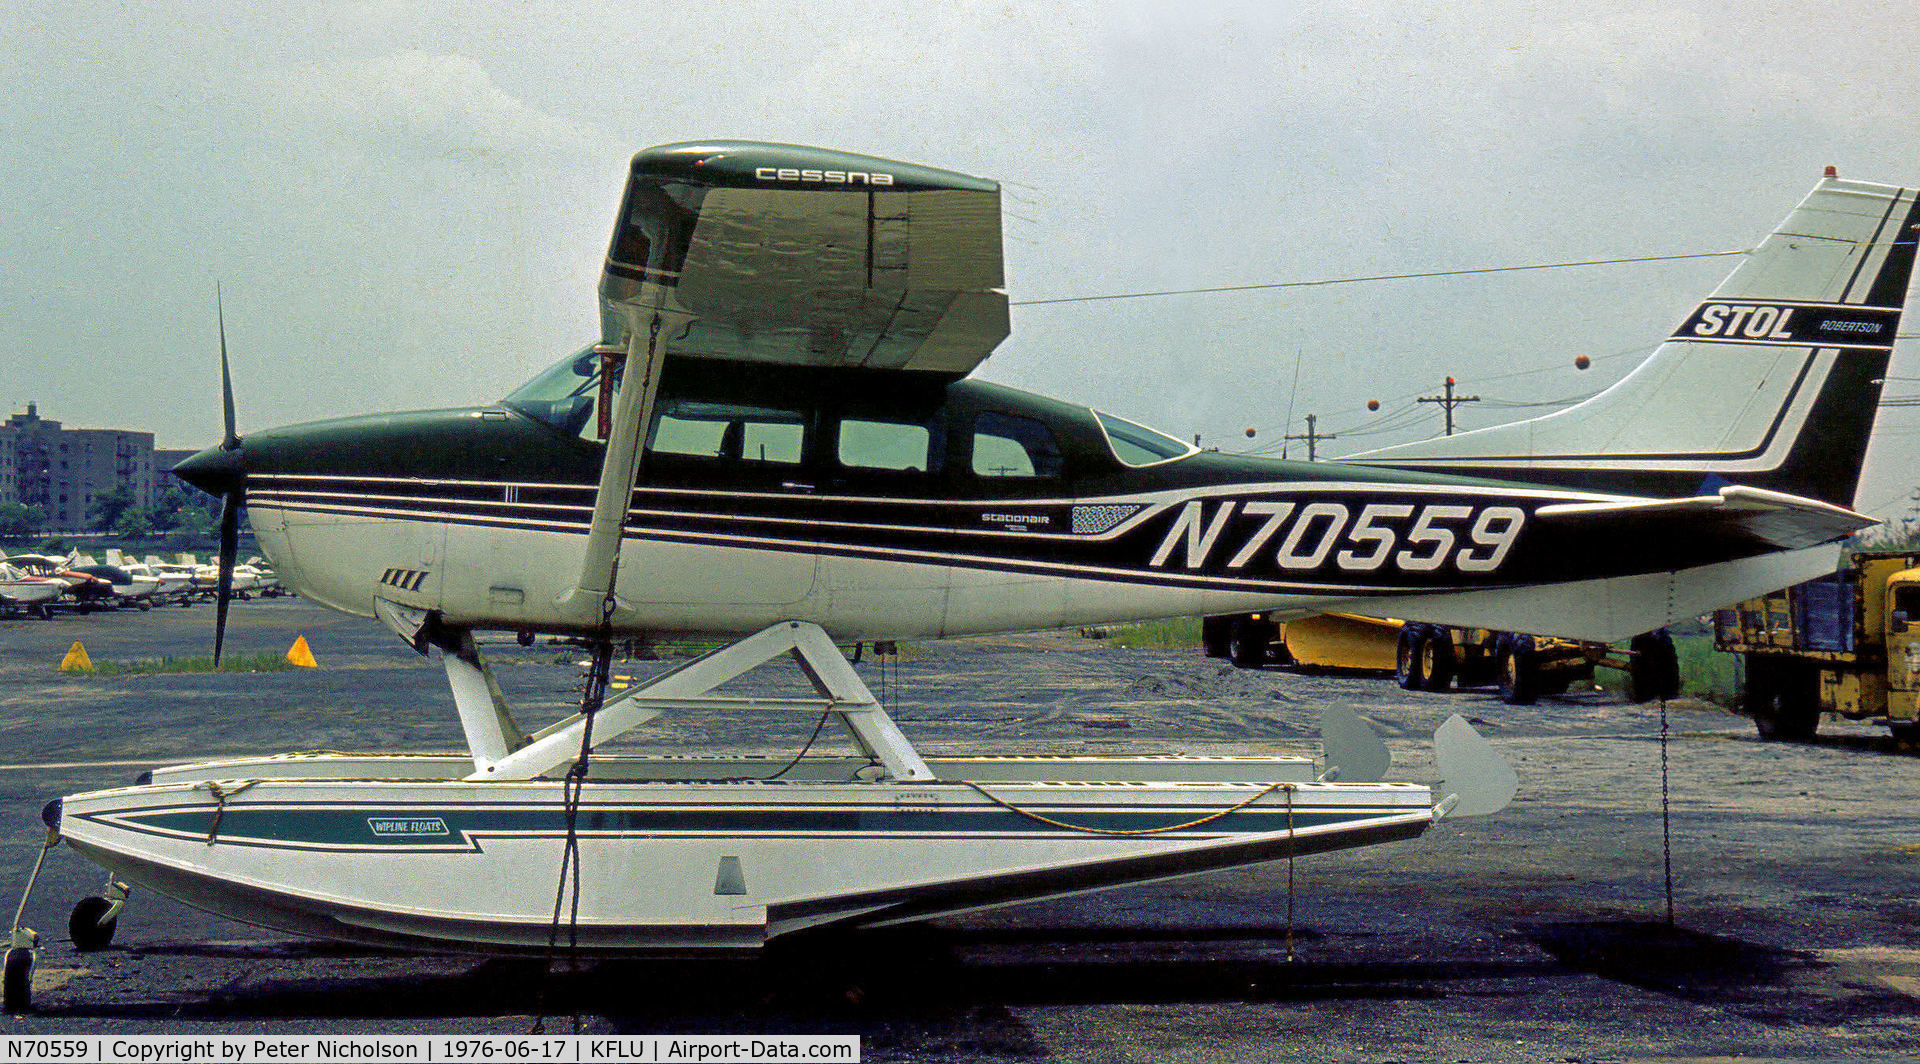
left=88, top=484, right=137, bottom=533
left=0, top=502, right=45, bottom=539
left=172, top=504, right=216, bottom=539
left=148, top=487, right=191, bottom=532
left=114, top=507, right=153, bottom=539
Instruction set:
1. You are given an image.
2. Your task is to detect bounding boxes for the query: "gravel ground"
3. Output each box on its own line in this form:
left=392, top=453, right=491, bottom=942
left=1, top=598, right=1917, bottom=1062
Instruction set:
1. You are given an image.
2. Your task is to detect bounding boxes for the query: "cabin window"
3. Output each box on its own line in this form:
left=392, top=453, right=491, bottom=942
left=972, top=413, right=1064, bottom=479
left=649, top=400, right=806, bottom=464
left=838, top=418, right=933, bottom=472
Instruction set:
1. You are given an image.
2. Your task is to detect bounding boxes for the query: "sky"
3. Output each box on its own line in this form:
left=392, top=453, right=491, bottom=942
left=5, top=1, right=1919, bottom=518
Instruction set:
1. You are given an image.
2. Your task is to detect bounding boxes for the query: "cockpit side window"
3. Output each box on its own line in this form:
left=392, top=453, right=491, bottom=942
left=502, top=346, right=622, bottom=443
left=971, top=412, right=1064, bottom=479
left=1894, top=585, right=1920, bottom=620
left=648, top=399, right=806, bottom=465
left=1094, top=410, right=1196, bottom=467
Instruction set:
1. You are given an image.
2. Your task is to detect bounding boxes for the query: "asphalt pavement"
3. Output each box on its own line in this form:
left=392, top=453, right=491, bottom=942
left=1, top=598, right=1917, bottom=1062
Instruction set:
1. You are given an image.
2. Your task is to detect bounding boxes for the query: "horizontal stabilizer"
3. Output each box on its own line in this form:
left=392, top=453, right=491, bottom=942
left=1535, top=485, right=1875, bottom=551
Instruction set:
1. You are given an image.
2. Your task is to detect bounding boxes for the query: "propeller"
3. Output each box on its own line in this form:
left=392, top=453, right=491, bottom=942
left=211, top=287, right=243, bottom=665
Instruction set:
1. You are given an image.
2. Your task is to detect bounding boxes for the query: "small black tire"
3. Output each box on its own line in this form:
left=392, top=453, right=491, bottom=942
left=2, top=946, right=30, bottom=1013
left=1396, top=625, right=1426, bottom=690
left=1497, top=634, right=1540, bottom=705
left=1748, top=657, right=1820, bottom=742
left=1627, top=630, right=1682, bottom=703
left=1421, top=630, right=1457, bottom=692
left=68, top=896, right=117, bottom=952
left=1228, top=619, right=1272, bottom=669
left=516, top=629, right=536, bottom=648
left=1201, top=617, right=1230, bottom=658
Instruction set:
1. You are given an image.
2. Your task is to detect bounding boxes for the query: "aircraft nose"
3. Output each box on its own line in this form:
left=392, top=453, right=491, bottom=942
left=172, top=443, right=245, bottom=496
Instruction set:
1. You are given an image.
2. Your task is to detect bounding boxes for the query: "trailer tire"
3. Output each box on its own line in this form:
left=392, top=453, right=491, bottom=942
left=1496, top=634, right=1540, bottom=705
left=1201, top=617, right=1231, bottom=659
left=1627, top=630, right=1682, bottom=703
left=1228, top=618, right=1272, bottom=669
left=1420, top=630, right=1457, bottom=692
left=1396, top=625, right=1426, bottom=690
left=1746, top=657, right=1820, bottom=742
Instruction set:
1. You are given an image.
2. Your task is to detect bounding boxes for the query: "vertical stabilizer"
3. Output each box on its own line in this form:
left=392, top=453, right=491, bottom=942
left=1346, top=176, right=1920, bottom=506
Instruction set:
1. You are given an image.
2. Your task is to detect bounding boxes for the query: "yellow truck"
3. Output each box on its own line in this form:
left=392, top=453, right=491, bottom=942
left=1712, top=550, right=1920, bottom=741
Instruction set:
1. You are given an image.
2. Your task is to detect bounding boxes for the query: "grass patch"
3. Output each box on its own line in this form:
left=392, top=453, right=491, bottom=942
left=1104, top=616, right=1204, bottom=649
left=1674, top=629, right=1739, bottom=706
left=86, top=652, right=301, bottom=675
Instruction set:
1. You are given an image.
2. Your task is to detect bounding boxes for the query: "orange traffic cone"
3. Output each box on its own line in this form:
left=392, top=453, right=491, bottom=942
left=287, top=636, right=318, bottom=668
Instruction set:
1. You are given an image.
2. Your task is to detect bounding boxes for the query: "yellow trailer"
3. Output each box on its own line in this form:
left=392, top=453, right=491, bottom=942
left=1201, top=612, right=1401, bottom=672
left=1203, top=612, right=1681, bottom=705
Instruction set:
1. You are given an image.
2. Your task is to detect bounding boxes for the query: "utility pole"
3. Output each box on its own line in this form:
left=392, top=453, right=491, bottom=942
left=1417, top=377, right=1481, bottom=435
left=1284, top=413, right=1337, bottom=461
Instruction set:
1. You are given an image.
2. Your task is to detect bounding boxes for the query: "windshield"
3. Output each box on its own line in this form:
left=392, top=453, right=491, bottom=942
left=503, top=345, right=620, bottom=439
left=1094, top=410, right=1196, bottom=466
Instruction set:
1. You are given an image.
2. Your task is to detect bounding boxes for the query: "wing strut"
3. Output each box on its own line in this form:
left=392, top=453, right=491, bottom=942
left=558, top=289, right=690, bottom=620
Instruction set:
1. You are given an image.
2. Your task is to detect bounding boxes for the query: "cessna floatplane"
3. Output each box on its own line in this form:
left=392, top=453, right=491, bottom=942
left=6, top=143, right=1914, bottom=1001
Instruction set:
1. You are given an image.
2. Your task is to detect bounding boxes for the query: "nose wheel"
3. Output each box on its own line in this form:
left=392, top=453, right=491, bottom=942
left=68, top=879, right=130, bottom=952
left=2, top=941, right=33, bottom=1013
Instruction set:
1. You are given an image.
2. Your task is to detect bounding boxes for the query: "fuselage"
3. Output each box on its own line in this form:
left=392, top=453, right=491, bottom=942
left=176, top=349, right=1810, bottom=642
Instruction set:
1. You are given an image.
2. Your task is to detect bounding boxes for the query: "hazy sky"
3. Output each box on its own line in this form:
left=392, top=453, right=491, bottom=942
left=5, top=1, right=1919, bottom=516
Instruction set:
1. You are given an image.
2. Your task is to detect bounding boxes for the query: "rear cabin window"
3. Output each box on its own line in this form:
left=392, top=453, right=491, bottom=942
left=972, top=413, right=1064, bottom=479
left=837, top=418, right=933, bottom=472
left=648, top=401, right=805, bottom=464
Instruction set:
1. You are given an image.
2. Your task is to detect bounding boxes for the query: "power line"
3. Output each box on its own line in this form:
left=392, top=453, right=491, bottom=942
left=1010, top=250, right=1749, bottom=307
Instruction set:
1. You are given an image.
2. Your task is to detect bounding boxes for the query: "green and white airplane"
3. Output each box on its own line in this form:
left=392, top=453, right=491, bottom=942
left=12, top=144, right=1899, bottom=972
left=176, top=144, right=1907, bottom=653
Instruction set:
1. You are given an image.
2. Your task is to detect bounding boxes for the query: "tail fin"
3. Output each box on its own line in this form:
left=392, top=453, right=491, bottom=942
left=1346, top=175, right=1920, bottom=506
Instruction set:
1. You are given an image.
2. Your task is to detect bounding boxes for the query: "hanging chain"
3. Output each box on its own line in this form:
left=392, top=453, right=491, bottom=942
left=531, top=313, right=660, bottom=1034
left=1284, top=783, right=1297, bottom=964
left=1660, top=571, right=1676, bottom=927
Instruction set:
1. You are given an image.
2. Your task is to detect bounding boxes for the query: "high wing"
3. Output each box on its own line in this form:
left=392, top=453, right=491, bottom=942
left=568, top=141, right=1009, bottom=615
left=599, top=140, right=1008, bottom=376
